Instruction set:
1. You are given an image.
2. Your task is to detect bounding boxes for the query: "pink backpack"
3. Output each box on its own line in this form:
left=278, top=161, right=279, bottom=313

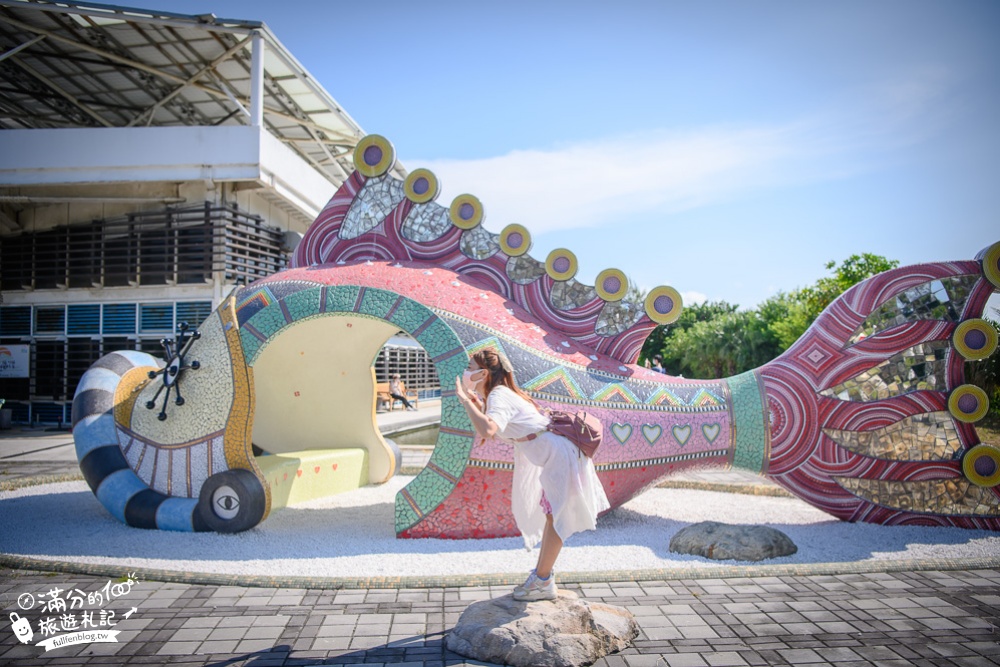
left=545, top=410, right=603, bottom=458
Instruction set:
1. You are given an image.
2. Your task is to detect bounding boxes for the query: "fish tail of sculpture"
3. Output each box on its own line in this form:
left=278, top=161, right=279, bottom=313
left=750, top=241, right=1000, bottom=528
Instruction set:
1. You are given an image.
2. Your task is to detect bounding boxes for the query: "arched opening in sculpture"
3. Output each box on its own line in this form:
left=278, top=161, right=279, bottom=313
left=232, top=282, right=477, bottom=533
left=250, top=314, right=404, bottom=483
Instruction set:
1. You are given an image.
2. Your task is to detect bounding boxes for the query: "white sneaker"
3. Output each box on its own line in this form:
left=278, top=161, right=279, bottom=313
left=512, top=569, right=536, bottom=597
left=512, top=570, right=557, bottom=601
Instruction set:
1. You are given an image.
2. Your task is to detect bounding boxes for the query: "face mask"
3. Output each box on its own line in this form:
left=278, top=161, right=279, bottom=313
left=462, top=369, right=487, bottom=394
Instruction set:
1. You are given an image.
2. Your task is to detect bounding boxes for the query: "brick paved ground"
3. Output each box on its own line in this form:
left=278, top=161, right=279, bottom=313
left=2, top=566, right=998, bottom=666
left=3, top=426, right=998, bottom=665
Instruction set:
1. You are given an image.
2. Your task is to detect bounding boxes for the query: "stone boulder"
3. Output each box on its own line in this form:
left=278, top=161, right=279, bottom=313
left=669, top=521, right=797, bottom=561
left=447, top=590, right=638, bottom=667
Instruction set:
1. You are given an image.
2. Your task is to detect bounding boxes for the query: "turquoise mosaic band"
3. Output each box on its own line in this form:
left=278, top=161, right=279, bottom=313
left=236, top=285, right=472, bottom=535
left=728, top=370, right=770, bottom=474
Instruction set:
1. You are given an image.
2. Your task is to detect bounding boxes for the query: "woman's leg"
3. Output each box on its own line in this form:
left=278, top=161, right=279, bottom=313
left=534, top=514, right=562, bottom=579
left=391, top=393, right=413, bottom=409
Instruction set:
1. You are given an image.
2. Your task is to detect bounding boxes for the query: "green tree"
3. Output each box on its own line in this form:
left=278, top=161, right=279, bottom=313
left=639, top=301, right=737, bottom=375
left=965, top=316, right=1000, bottom=418
left=757, top=291, right=809, bottom=350
left=800, top=253, right=899, bottom=322
left=638, top=253, right=899, bottom=379
left=664, top=308, right=783, bottom=379
left=764, top=253, right=899, bottom=349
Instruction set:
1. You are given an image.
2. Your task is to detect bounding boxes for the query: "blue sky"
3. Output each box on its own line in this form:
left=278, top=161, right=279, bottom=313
left=129, top=0, right=999, bottom=312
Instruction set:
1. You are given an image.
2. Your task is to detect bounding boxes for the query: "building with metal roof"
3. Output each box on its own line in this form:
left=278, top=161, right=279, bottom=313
left=0, top=0, right=403, bottom=425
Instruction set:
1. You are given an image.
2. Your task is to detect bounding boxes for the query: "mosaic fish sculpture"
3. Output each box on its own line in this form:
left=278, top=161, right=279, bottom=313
left=72, top=135, right=1000, bottom=535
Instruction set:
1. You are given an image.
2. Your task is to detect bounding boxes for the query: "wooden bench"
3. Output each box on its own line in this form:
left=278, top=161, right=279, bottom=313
left=376, top=381, right=419, bottom=411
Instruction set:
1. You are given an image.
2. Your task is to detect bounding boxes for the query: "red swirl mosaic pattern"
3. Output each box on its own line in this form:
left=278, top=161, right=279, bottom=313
left=759, top=260, right=1000, bottom=529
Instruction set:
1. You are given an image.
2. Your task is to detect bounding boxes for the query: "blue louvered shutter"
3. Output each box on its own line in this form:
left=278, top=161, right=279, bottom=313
left=175, top=301, right=212, bottom=328
left=34, top=307, right=66, bottom=334
left=67, top=305, right=100, bottom=335
left=140, top=303, right=174, bottom=333
left=102, top=304, right=136, bottom=334
left=0, top=306, right=31, bottom=336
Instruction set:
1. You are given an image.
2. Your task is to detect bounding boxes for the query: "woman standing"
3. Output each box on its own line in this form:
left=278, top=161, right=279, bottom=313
left=454, top=348, right=610, bottom=601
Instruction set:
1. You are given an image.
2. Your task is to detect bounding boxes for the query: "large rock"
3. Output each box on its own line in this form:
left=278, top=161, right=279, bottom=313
left=447, top=590, right=638, bottom=667
left=669, top=521, right=797, bottom=561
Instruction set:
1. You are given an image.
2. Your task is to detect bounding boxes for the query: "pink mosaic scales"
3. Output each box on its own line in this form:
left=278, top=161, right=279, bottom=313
left=292, top=159, right=662, bottom=365
left=292, top=134, right=1000, bottom=534
left=251, top=262, right=736, bottom=538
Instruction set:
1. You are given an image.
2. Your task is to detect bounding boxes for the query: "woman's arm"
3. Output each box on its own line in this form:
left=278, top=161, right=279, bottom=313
left=454, top=377, right=499, bottom=439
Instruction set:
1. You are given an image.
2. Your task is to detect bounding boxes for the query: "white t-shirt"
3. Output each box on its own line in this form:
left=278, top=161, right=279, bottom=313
left=485, top=386, right=549, bottom=441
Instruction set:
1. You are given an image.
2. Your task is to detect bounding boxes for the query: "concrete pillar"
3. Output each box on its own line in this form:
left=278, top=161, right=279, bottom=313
left=250, top=31, right=264, bottom=127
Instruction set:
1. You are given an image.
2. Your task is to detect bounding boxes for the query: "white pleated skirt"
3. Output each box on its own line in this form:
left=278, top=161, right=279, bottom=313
left=510, top=430, right=611, bottom=549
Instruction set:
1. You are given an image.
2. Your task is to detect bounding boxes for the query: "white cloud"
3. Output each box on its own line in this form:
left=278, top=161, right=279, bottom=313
left=877, top=66, right=953, bottom=123
left=410, top=71, right=953, bottom=239
left=681, top=290, right=708, bottom=306
left=415, top=126, right=804, bottom=236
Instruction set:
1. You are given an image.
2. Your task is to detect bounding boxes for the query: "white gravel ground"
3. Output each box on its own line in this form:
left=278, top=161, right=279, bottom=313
left=3, top=477, right=999, bottom=579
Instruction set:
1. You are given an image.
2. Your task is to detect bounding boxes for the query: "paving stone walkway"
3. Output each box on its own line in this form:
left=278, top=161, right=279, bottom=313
left=3, top=420, right=999, bottom=665
left=2, top=565, right=998, bottom=666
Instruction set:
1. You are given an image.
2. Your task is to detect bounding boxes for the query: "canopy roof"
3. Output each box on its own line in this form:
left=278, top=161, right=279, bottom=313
left=0, top=0, right=403, bottom=185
